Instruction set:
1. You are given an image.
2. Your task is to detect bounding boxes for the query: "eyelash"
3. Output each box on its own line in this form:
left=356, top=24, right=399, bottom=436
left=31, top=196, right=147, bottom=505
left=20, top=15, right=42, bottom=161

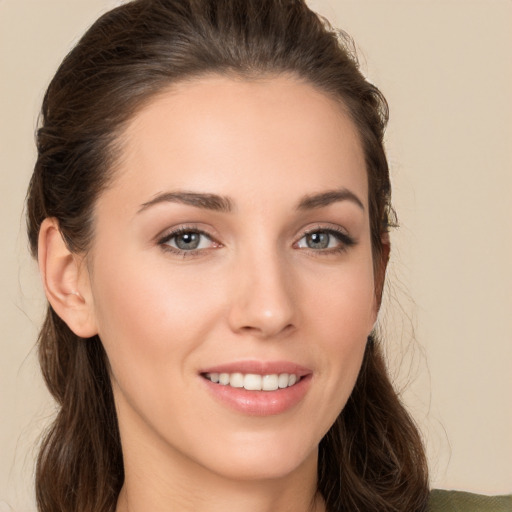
left=296, top=226, right=356, bottom=255
left=157, top=226, right=220, bottom=258
left=157, top=225, right=356, bottom=258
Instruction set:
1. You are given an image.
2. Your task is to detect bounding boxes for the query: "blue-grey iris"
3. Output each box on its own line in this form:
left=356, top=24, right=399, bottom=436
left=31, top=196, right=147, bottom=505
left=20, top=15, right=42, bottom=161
left=175, top=232, right=201, bottom=250
left=306, top=232, right=330, bottom=249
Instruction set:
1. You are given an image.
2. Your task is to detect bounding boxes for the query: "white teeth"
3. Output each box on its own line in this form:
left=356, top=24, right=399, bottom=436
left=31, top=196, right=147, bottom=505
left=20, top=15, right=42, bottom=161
left=244, top=374, right=262, bottom=390
left=229, top=372, right=244, bottom=388
left=278, top=373, right=289, bottom=388
left=262, top=374, right=279, bottom=391
left=205, top=372, right=300, bottom=390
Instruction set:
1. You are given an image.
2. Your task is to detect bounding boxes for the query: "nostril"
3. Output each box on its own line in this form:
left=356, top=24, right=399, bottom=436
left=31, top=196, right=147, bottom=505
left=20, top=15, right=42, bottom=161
left=238, top=322, right=295, bottom=338
left=226, top=270, right=296, bottom=337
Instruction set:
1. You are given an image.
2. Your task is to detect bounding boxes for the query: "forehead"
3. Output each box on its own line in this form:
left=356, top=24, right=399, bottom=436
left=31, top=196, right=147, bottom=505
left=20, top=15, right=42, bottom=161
left=106, top=74, right=367, bottom=210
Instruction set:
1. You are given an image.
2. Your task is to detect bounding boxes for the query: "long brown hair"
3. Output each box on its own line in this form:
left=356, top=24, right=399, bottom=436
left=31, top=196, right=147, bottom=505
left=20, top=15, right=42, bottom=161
left=27, top=1, right=429, bottom=510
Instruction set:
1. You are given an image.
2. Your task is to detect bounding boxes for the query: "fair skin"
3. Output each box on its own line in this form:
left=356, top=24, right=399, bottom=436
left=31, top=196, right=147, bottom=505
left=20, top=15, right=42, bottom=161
left=39, top=75, right=382, bottom=512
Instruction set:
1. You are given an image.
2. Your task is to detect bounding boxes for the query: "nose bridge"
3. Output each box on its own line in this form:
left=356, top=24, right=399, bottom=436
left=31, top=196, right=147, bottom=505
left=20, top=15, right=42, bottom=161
left=227, top=238, right=296, bottom=338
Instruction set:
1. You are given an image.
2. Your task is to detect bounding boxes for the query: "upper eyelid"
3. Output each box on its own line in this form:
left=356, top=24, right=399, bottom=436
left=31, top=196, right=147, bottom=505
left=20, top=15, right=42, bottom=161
left=296, top=223, right=352, bottom=239
left=301, top=225, right=347, bottom=235
left=156, top=224, right=218, bottom=243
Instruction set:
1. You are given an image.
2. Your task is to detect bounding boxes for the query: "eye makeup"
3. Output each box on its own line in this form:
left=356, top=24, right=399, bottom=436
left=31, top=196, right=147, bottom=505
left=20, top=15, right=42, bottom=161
left=294, top=225, right=356, bottom=256
left=156, top=222, right=357, bottom=259
left=157, top=225, right=221, bottom=258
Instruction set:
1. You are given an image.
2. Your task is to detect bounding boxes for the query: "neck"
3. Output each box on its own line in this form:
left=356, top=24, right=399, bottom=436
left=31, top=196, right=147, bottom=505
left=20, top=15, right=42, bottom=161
left=116, top=432, right=324, bottom=512
left=117, top=474, right=325, bottom=512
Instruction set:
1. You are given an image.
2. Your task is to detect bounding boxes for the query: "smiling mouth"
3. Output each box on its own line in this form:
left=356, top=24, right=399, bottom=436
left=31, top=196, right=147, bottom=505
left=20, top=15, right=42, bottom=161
left=203, top=372, right=301, bottom=391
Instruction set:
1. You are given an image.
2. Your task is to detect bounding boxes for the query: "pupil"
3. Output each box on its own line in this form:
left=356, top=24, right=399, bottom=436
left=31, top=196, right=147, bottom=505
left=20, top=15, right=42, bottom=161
left=307, top=232, right=329, bottom=249
left=176, top=232, right=200, bottom=250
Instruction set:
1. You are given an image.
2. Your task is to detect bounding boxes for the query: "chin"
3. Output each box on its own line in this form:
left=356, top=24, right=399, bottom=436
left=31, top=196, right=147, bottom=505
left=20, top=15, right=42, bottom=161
left=192, top=431, right=319, bottom=483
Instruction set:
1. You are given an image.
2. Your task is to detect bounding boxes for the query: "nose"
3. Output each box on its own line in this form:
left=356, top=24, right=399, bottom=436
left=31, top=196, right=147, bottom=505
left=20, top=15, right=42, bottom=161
left=227, top=248, right=297, bottom=339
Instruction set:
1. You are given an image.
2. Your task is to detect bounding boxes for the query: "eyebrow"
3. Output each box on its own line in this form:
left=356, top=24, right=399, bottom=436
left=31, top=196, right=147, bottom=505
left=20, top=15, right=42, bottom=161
left=138, top=191, right=233, bottom=213
left=137, top=187, right=364, bottom=214
left=297, top=188, right=365, bottom=211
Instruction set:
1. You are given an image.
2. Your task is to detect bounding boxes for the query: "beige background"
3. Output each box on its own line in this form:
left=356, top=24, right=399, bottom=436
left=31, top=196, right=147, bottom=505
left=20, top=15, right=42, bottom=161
left=1, top=0, right=511, bottom=509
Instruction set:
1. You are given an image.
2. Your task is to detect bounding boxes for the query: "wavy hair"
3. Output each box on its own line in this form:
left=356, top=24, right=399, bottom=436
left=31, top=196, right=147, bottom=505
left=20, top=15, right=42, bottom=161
left=26, top=1, right=429, bottom=510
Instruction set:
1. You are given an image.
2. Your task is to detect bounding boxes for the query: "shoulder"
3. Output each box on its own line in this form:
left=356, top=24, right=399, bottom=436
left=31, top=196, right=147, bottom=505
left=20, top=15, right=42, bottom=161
left=428, top=489, right=512, bottom=512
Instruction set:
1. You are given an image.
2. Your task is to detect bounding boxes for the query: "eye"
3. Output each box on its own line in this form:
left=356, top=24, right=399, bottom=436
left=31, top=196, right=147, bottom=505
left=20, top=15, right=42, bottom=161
left=296, top=228, right=355, bottom=253
left=158, top=228, right=218, bottom=254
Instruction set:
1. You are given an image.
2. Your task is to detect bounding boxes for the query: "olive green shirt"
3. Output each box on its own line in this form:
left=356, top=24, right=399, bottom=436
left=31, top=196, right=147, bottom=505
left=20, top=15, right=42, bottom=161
left=429, top=490, right=512, bottom=511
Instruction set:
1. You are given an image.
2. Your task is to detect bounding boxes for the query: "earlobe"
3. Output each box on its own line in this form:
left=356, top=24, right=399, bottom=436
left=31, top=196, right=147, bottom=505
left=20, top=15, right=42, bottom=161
left=38, top=218, right=98, bottom=338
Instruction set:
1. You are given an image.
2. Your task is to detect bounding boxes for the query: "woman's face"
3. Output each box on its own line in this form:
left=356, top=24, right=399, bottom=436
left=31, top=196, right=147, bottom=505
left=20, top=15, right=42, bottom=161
left=84, top=75, right=378, bottom=482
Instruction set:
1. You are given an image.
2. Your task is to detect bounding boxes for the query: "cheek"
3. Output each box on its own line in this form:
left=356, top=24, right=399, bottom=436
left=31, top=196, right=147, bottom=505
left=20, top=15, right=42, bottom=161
left=88, top=252, right=230, bottom=449
left=89, top=249, right=224, bottom=384
left=304, top=256, right=376, bottom=345
left=301, top=259, right=375, bottom=416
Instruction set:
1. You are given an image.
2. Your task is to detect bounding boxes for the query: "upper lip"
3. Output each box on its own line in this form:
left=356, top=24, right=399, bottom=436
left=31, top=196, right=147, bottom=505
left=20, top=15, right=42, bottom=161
left=200, top=360, right=312, bottom=377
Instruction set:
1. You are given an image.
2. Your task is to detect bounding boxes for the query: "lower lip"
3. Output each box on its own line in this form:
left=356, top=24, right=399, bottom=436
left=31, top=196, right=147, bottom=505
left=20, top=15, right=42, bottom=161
left=201, top=375, right=312, bottom=416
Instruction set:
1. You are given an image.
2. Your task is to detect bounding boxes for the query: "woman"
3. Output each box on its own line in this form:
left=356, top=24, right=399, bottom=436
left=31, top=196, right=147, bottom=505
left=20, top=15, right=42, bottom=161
left=25, top=1, right=508, bottom=511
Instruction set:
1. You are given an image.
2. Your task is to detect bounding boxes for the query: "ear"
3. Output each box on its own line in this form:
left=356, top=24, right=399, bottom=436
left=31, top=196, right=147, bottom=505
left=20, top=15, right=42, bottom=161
left=372, top=231, right=391, bottom=323
left=38, top=218, right=98, bottom=338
